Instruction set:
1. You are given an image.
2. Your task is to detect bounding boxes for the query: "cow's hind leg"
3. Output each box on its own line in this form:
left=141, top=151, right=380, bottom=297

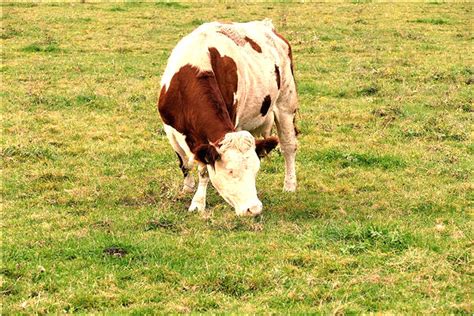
left=274, top=88, right=298, bottom=192
left=189, top=164, right=209, bottom=212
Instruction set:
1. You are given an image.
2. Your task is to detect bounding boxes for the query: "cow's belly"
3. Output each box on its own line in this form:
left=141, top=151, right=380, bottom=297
left=235, top=107, right=273, bottom=136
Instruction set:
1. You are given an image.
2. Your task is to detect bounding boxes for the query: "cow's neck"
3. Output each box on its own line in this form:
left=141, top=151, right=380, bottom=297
left=160, top=65, right=235, bottom=152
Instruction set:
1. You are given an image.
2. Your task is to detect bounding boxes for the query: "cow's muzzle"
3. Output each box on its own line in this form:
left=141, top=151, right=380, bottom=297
left=238, top=200, right=262, bottom=216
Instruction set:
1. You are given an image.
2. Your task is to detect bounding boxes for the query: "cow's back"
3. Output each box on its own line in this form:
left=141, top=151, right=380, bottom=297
left=160, top=20, right=295, bottom=136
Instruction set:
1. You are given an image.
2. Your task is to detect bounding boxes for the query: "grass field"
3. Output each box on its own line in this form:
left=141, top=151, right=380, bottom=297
left=1, top=2, right=473, bottom=314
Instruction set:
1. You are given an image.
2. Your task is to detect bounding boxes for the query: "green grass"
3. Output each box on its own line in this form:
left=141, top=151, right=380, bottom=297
left=1, top=2, right=473, bottom=314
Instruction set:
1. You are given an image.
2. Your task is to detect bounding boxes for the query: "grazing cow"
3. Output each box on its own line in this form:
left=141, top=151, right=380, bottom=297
left=158, top=20, right=298, bottom=216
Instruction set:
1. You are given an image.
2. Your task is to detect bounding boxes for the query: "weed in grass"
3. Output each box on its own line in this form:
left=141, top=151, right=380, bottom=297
left=412, top=17, right=452, bottom=25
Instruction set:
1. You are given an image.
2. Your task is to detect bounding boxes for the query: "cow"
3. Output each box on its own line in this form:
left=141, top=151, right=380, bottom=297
left=158, top=20, right=298, bottom=216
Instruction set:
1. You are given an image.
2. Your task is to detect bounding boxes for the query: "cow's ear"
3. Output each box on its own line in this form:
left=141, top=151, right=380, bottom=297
left=195, top=144, right=220, bottom=165
left=255, top=136, right=279, bottom=159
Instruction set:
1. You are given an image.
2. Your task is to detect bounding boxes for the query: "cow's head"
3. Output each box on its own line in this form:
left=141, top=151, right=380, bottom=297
left=195, top=131, right=278, bottom=216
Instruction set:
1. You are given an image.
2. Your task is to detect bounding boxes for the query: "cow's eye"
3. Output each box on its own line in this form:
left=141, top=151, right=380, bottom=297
left=228, top=169, right=234, bottom=176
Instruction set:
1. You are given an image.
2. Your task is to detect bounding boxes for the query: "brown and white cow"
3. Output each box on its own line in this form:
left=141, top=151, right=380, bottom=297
left=158, top=20, right=298, bottom=216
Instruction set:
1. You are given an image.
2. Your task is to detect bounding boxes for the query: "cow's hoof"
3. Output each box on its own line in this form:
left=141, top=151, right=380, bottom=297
left=181, top=185, right=195, bottom=194
left=283, top=182, right=297, bottom=192
left=188, top=200, right=205, bottom=212
left=181, top=176, right=195, bottom=194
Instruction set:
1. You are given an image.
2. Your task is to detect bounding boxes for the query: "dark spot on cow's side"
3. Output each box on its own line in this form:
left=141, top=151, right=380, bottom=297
left=260, top=95, right=272, bottom=116
left=103, top=247, right=127, bottom=258
left=274, top=65, right=281, bottom=89
left=244, top=36, right=262, bottom=53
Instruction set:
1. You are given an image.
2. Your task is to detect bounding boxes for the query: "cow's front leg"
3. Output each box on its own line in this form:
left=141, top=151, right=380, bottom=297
left=275, top=110, right=297, bottom=192
left=176, top=153, right=195, bottom=194
left=188, top=164, right=209, bottom=212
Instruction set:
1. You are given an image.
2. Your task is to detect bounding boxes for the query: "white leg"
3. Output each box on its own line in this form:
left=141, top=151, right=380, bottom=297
left=189, top=164, right=209, bottom=212
left=176, top=153, right=195, bottom=194
left=164, top=124, right=195, bottom=194
left=274, top=71, right=298, bottom=192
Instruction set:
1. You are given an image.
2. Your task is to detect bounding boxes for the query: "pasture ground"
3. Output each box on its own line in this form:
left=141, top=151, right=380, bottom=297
left=1, top=2, right=473, bottom=314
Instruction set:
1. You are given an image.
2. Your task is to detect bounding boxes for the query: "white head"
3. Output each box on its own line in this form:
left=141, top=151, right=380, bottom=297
left=195, top=131, right=278, bottom=216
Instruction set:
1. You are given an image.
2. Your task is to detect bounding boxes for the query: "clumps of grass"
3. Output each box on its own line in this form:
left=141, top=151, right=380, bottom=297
left=103, top=246, right=128, bottom=258
left=447, top=250, right=471, bottom=273
left=411, top=201, right=449, bottom=214
left=145, top=213, right=181, bottom=233
left=422, top=116, right=468, bottom=141
left=21, top=43, right=62, bottom=53
left=325, top=223, right=413, bottom=253
left=109, top=6, right=127, bottom=12
left=202, top=272, right=268, bottom=297
left=128, top=94, right=147, bottom=104
left=27, top=93, right=71, bottom=108
left=357, top=84, right=379, bottom=96
left=412, top=17, right=451, bottom=25
left=26, top=93, right=114, bottom=110
left=115, top=47, right=134, bottom=54
left=1, top=145, right=57, bottom=161
left=35, top=172, right=74, bottom=183
left=298, top=81, right=351, bottom=98
left=401, top=113, right=469, bottom=141
left=1, top=26, right=20, bottom=40
left=190, top=18, right=205, bottom=26
left=314, top=149, right=405, bottom=170
left=77, top=17, right=92, bottom=23
left=67, top=293, right=108, bottom=313
left=1, top=3, right=37, bottom=7
left=286, top=253, right=316, bottom=268
left=192, top=295, right=220, bottom=312
left=74, top=93, right=115, bottom=110
left=209, top=215, right=263, bottom=232
left=151, top=266, right=180, bottom=283
left=155, top=2, right=189, bottom=9
left=371, top=105, right=403, bottom=118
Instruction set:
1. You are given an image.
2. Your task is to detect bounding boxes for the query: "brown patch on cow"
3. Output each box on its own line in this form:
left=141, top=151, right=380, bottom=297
left=208, top=47, right=238, bottom=123
left=244, top=36, right=262, bottom=53
left=158, top=64, right=234, bottom=155
left=274, top=65, right=281, bottom=89
left=260, top=95, right=272, bottom=116
left=273, top=30, right=294, bottom=78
